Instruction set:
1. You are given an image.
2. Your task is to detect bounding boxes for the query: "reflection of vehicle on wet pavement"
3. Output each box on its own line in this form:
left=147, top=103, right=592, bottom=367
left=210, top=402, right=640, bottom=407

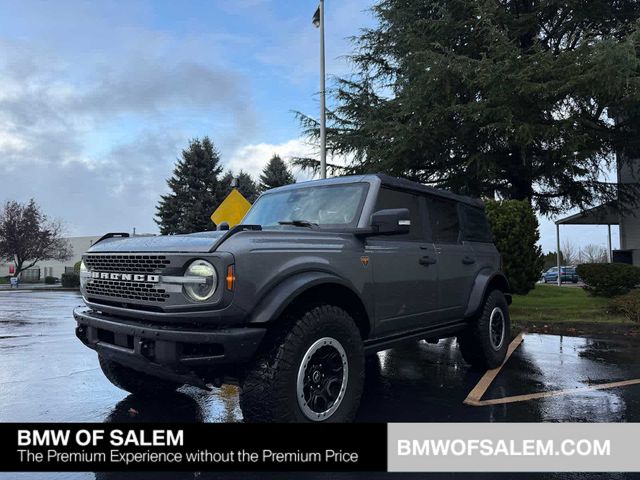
left=73, top=174, right=511, bottom=423
left=542, top=266, right=579, bottom=284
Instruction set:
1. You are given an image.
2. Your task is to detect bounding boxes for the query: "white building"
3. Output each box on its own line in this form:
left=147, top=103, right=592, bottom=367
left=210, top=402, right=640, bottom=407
left=0, top=236, right=101, bottom=281
left=555, top=156, right=640, bottom=265
left=617, top=156, right=640, bottom=264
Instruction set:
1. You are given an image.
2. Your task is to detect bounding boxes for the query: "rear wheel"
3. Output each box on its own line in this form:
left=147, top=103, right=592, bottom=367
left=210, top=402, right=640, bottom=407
left=240, top=305, right=364, bottom=422
left=98, top=356, right=181, bottom=396
left=457, top=290, right=511, bottom=369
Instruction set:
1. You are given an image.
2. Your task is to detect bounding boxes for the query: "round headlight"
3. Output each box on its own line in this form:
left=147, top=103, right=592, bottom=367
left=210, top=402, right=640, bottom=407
left=184, top=260, right=217, bottom=302
left=79, top=260, right=89, bottom=289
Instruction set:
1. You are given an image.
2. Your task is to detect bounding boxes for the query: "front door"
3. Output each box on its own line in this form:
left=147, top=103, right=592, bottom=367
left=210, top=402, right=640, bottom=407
left=367, top=188, right=438, bottom=335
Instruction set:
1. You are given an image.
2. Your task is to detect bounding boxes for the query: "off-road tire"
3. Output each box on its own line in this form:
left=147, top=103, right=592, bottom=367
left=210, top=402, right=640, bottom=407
left=457, top=290, right=511, bottom=369
left=240, top=305, right=365, bottom=423
left=98, top=356, right=181, bottom=396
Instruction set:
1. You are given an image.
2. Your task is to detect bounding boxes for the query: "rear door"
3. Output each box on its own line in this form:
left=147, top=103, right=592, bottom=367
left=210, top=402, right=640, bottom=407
left=366, top=188, right=439, bottom=335
left=460, top=203, right=501, bottom=303
left=427, top=197, right=477, bottom=321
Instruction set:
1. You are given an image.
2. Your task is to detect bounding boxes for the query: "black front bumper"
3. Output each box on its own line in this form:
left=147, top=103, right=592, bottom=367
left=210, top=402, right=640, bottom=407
left=74, top=307, right=266, bottom=388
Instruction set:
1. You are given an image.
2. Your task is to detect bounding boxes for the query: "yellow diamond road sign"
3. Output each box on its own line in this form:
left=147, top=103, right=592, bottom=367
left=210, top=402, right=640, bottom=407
left=210, top=188, right=252, bottom=228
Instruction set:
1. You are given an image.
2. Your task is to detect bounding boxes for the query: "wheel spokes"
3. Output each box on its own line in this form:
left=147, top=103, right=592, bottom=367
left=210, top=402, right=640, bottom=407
left=299, top=341, right=347, bottom=417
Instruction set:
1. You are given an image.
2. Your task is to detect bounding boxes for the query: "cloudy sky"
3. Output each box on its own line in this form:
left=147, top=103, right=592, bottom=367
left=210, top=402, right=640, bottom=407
left=0, top=0, right=618, bottom=253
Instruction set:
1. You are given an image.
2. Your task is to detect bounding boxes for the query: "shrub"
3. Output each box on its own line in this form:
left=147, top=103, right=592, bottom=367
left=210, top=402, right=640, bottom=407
left=485, top=199, right=543, bottom=295
left=44, top=276, right=57, bottom=285
left=611, top=290, right=640, bottom=322
left=74, top=261, right=82, bottom=274
left=60, top=272, right=80, bottom=288
left=0, top=276, right=8, bottom=285
left=576, top=263, right=640, bottom=297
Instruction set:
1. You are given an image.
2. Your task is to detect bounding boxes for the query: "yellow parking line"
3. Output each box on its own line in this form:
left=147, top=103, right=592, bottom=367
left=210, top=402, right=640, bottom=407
left=463, top=332, right=525, bottom=406
left=464, top=332, right=640, bottom=407
left=465, top=378, right=640, bottom=406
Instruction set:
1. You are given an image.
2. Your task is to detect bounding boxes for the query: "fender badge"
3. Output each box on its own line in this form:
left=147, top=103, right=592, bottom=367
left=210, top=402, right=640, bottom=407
left=360, top=256, right=370, bottom=266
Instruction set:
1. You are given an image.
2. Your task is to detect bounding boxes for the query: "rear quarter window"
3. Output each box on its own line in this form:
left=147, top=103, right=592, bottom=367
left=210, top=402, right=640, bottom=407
left=461, top=205, right=493, bottom=243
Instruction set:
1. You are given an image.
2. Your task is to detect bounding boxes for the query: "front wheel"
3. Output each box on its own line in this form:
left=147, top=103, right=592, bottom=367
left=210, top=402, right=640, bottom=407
left=240, top=305, right=365, bottom=422
left=457, top=290, right=511, bottom=369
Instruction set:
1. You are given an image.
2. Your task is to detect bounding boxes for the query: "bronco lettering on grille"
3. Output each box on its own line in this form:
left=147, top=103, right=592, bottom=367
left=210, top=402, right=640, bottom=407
left=90, top=272, right=160, bottom=283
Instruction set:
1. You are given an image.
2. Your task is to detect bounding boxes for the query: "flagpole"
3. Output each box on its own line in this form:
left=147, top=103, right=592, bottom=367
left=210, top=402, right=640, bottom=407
left=319, top=0, right=327, bottom=179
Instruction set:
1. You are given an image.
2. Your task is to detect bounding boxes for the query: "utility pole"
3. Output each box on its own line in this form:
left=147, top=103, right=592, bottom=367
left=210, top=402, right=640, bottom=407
left=313, top=1, right=327, bottom=179
left=556, top=223, right=561, bottom=287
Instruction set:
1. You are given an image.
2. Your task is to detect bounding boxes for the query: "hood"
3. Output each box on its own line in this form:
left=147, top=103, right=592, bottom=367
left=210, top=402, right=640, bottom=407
left=87, top=231, right=227, bottom=253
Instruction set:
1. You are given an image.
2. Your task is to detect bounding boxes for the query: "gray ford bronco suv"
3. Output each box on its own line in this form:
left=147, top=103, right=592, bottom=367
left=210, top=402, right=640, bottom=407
left=74, top=174, right=511, bottom=422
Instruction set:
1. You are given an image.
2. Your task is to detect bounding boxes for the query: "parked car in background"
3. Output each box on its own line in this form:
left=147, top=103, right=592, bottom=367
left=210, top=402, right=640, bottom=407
left=542, top=266, right=579, bottom=284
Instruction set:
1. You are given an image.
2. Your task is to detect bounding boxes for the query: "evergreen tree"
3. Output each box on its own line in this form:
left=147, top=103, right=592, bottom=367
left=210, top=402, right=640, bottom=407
left=259, top=154, right=295, bottom=192
left=485, top=199, right=543, bottom=295
left=542, top=251, right=564, bottom=270
left=219, top=170, right=260, bottom=203
left=155, top=137, right=223, bottom=234
left=297, top=0, right=640, bottom=215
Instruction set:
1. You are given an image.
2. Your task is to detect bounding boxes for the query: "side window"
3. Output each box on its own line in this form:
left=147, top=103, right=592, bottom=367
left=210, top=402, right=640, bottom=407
left=462, top=205, right=493, bottom=243
left=374, top=188, right=425, bottom=240
left=428, top=198, right=461, bottom=244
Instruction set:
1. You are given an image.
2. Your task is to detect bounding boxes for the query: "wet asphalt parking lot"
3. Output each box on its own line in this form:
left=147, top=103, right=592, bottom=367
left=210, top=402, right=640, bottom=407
left=2, top=291, right=640, bottom=480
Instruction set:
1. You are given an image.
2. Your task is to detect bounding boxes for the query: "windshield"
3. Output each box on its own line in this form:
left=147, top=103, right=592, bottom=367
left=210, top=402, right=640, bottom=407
left=243, top=183, right=369, bottom=228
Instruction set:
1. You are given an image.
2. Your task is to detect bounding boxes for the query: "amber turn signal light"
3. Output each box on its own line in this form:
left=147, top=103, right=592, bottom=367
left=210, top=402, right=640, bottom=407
left=226, top=265, right=235, bottom=291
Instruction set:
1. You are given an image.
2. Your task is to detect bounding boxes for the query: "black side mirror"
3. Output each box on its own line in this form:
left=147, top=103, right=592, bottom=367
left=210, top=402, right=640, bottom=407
left=217, top=222, right=230, bottom=231
left=370, top=208, right=410, bottom=235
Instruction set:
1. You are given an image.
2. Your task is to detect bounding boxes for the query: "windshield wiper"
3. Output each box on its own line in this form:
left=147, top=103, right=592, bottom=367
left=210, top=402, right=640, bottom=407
left=278, top=219, right=319, bottom=229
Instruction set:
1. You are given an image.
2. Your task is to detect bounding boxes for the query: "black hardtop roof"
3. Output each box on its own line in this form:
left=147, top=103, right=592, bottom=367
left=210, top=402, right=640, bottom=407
left=265, top=173, right=485, bottom=208
left=372, top=173, right=485, bottom=208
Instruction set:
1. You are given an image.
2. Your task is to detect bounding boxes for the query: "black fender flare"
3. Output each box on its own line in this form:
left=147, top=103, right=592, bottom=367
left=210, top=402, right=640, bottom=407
left=248, top=271, right=371, bottom=329
left=464, top=269, right=511, bottom=318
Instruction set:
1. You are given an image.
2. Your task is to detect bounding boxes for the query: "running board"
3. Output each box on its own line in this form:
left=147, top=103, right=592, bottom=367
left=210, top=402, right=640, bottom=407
left=363, top=321, right=467, bottom=355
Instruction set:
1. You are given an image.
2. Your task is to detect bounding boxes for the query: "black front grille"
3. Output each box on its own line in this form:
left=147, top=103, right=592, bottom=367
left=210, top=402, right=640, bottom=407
left=85, top=254, right=170, bottom=274
left=85, top=279, right=170, bottom=302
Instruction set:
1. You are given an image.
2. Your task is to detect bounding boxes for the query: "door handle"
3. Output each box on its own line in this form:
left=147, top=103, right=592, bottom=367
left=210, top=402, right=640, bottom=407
left=419, top=255, right=437, bottom=266
left=462, top=256, right=476, bottom=265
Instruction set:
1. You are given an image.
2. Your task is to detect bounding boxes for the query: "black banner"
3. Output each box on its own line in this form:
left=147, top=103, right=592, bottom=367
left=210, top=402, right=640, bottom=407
left=0, top=423, right=387, bottom=472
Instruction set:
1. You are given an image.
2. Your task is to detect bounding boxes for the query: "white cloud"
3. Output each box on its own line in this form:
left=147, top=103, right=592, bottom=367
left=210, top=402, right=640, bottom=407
left=0, top=130, right=27, bottom=153
left=225, top=138, right=316, bottom=180
left=0, top=1, right=372, bottom=237
left=0, top=14, right=261, bottom=236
